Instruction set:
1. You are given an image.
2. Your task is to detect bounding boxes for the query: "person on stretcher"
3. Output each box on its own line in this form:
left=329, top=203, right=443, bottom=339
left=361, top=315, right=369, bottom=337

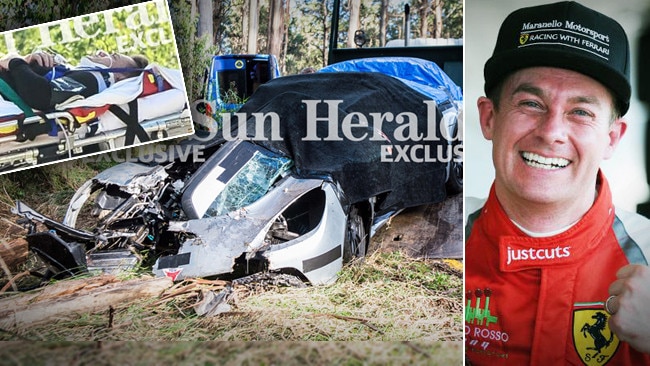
left=0, top=51, right=149, bottom=111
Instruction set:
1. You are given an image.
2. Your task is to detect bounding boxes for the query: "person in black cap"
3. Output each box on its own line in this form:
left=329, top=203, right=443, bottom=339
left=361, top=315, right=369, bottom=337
left=465, top=1, right=650, bottom=365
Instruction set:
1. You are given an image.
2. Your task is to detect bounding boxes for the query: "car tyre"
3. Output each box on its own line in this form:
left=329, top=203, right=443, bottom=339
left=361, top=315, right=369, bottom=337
left=343, top=206, right=367, bottom=263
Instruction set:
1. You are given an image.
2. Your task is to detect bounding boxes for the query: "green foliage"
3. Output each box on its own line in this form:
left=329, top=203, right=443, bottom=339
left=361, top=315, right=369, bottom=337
left=0, top=159, right=111, bottom=209
left=438, top=0, right=463, bottom=39
left=220, top=83, right=248, bottom=106
left=168, top=0, right=214, bottom=102
left=0, top=1, right=179, bottom=70
left=218, top=0, right=245, bottom=54
left=0, top=1, right=134, bottom=33
left=250, top=0, right=464, bottom=74
left=285, top=0, right=332, bottom=72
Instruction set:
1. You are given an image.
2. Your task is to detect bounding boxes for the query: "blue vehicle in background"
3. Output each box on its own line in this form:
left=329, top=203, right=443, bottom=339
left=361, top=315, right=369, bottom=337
left=193, top=54, right=281, bottom=132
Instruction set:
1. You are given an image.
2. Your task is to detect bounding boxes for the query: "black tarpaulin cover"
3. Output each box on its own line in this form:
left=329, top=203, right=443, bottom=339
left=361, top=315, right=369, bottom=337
left=222, top=72, right=454, bottom=215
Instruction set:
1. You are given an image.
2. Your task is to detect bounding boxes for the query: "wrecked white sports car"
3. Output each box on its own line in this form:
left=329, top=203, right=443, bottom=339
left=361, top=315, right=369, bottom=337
left=14, top=62, right=462, bottom=285
left=15, top=139, right=363, bottom=285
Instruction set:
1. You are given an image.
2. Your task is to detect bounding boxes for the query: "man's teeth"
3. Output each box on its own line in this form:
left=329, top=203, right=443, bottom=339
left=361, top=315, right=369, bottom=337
left=521, top=152, right=570, bottom=170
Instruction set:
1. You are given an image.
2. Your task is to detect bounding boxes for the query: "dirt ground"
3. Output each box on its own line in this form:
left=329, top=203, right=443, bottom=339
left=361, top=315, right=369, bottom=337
left=373, top=193, right=463, bottom=259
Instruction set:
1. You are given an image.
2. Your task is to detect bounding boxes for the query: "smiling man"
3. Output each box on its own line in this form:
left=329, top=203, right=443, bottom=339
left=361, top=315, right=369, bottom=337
left=465, top=2, right=650, bottom=365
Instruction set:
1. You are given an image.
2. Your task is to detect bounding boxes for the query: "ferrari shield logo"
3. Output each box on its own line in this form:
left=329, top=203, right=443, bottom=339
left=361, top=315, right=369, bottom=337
left=519, top=33, right=530, bottom=45
left=573, top=309, right=619, bottom=365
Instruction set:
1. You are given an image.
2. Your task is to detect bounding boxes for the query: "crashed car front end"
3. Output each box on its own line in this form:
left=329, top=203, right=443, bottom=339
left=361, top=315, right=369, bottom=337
left=155, top=175, right=346, bottom=284
left=13, top=140, right=350, bottom=285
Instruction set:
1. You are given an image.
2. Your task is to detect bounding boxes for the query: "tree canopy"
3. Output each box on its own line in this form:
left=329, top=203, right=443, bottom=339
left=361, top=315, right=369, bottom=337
left=0, top=1, right=179, bottom=69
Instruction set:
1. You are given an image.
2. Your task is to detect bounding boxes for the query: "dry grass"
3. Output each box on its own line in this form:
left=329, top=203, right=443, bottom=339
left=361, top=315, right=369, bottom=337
left=0, top=252, right=462, bottom=342
left=0, top=252, right=463, bottom=364
left=0, top=341, right=462, bottom=365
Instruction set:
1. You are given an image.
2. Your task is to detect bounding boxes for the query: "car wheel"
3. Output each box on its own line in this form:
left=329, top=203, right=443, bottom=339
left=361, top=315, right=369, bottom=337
left=343, top=206, right=367, bottom=263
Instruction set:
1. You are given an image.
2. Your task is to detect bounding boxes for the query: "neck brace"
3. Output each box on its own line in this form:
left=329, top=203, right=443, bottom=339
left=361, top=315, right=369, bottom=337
left=78, top=56, right=113, bottom=69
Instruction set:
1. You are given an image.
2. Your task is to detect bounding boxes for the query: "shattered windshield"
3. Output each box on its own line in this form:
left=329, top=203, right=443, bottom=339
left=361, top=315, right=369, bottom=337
left=202, top=149, right=293, bottom=218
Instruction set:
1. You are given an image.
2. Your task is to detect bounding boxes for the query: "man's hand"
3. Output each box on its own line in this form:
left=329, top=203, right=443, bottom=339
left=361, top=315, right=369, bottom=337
left=24, top=52, right=55, bottom=68
left=608, top=264, right=650, bottom=353
left=0, top=53, right=20, bottom=71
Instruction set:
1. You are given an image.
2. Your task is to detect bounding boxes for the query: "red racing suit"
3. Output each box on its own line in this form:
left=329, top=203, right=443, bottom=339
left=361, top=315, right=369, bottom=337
left=465, top=173, right=650, bottom=365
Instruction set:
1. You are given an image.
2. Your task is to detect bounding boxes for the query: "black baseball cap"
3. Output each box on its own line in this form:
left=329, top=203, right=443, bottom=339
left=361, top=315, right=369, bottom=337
left=484, top=1, right=631, bottom=115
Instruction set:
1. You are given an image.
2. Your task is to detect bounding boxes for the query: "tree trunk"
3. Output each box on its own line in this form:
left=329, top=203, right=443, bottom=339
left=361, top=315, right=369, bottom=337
left=247, top=0, right=259, bottom=54
left=185, top=0, right=197, bottom=95
left=433, top=0, right=443, bottom=38
left=197, top=0, right=213, bottom=46
left=268, top=0, right=284, bottom=59
left=347, top=0, right=361, bottom=48
left=379, top=0, right=388, bottom=47
left=419, top=0, right=430, bottom=39
left=0, top=275, right=173, bottom=329
left=322, top=0, right=329, bottom=66
left=190, top=0, right=197, bottom=31
left=242, top=0, right=249, bottom=53
left=281, top=0, right=291, bottom=74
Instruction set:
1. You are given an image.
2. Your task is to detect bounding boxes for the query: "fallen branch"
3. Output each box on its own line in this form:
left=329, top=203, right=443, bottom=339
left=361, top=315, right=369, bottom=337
left=153, top=278, right=231, bottom=307
left=188, top=278, right=230, bottom=286
left=0, top=275, right=173, bottom=329
left=107, top=306, right=115, bottom=328
left=0, top=254, right=17, bottom=292
left=0, top=270, right=30, bottom=293
left=0, top=238, right=28, bottom=273
left=154, top=283, right=200, bottom=304
left=401, top=341, right=431, bottom=358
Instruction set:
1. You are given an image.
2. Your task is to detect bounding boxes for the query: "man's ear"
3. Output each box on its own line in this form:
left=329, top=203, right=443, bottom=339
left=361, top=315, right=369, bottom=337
left=604, top=118, right=627, bottom=160
left=477, top=96, right=496, bottom=140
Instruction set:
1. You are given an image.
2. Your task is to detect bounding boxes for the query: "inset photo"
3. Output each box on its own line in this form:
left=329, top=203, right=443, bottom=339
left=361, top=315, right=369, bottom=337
left=0, top=0, right=193, bottom=174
